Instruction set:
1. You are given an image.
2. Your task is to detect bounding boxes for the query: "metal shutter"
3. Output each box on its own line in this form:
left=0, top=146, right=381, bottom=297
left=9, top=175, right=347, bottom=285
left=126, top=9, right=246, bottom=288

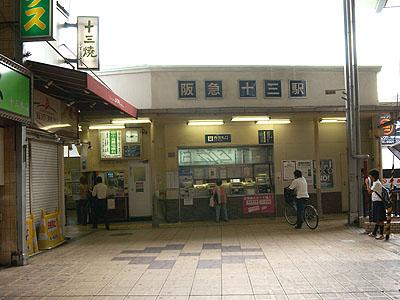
left=26, top=143, right=31, bottom=217
left=30, top=140, right=59, bottom=224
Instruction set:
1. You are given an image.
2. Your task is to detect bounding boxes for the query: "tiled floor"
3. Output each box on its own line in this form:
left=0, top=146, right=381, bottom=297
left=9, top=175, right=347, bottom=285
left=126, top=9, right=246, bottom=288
left=1, top=217, right=400, bottom=300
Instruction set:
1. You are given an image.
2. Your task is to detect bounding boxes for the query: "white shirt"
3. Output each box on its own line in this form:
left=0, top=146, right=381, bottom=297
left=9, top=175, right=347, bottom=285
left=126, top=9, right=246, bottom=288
left=289, top=177, right=309, bottom=199
left=371, top=180, right=383, bottom=202
left=92, top=183, right=108, bottom=200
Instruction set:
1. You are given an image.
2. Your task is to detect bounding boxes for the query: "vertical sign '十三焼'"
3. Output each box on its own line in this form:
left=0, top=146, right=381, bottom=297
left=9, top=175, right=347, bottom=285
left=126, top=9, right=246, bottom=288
left=77, top=16, right=99, bottom=70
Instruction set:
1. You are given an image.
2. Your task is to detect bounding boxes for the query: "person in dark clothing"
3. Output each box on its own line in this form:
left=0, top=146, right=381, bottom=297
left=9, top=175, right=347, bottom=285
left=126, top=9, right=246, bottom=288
left=91, top=176, right=110, bottom=230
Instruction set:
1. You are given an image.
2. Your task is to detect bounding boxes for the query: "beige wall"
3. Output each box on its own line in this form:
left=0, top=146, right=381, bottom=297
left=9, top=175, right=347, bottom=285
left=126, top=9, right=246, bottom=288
left=98, top=66, right=380, bottom=110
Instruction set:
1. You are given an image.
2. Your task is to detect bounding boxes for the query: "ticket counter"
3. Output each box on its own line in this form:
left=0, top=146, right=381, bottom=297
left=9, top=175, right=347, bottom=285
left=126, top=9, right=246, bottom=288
left=164, top=145, right=276, bottom=222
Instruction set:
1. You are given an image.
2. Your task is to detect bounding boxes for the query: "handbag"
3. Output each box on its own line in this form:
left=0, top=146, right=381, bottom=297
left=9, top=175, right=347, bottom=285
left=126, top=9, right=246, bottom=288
left=209, top=196, right=215, bottom=208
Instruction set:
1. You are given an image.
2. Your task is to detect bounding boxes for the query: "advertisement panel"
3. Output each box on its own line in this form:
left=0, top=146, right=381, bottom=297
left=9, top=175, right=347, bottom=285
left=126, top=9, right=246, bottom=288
left=0, top=61, right=31, bottom=118
left=243, top=194, right=275, bottom=214
left=21, top=0, right=53, bottom=40
left=100, top=130, right=122, bottom=159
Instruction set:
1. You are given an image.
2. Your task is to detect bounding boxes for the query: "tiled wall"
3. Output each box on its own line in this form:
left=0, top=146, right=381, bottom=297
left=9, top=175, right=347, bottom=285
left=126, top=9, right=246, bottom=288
left=0, top=126, right=17, bottom=265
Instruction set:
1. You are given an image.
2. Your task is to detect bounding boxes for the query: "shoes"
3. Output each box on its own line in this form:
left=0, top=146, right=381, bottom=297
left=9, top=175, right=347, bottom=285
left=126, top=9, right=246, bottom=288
left=368, top=232, right=376, bottom=237
left=223, top=219, right=229, bottom=222
left=294, top=226, right=302, bottom=229
left=375, top=234, right=384, bottom=240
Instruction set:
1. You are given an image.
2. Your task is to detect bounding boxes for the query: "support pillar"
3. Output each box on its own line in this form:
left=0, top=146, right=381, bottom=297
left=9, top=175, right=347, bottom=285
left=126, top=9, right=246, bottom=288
left=314, top=118, right=323, bottom=216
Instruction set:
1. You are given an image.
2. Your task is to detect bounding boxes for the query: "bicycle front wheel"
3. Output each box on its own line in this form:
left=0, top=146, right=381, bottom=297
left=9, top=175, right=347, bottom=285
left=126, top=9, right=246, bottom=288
left=304, top=205, right=319, bottom=229
left=284, top=202, right=297, bottom=226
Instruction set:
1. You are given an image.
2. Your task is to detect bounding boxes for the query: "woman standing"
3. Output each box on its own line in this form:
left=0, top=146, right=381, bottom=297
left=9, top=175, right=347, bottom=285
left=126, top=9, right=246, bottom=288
left=213, top=179, right=228, bottom=223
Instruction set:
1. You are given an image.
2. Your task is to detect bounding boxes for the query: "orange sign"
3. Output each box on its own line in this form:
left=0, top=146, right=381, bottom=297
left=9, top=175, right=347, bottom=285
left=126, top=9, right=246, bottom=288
left=380, top=117, right=394, bottom=136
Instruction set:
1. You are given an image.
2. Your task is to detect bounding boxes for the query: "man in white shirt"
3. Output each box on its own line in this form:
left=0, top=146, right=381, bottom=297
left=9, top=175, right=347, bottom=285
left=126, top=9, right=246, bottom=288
left=288, top=170, right=309, bottom=229
left=92, top=176, right=110, bottom=230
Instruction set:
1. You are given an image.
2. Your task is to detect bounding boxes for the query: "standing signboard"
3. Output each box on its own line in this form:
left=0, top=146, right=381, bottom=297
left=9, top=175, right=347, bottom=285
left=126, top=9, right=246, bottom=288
left=77, top=16, right=100, bottom=70
left=21, top=0, right=53, bottom=40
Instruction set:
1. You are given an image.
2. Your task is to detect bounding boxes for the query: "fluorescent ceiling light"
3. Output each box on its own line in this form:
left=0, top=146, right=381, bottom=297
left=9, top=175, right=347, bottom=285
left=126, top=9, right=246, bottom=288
left=320, top=117, right=346, bottom=123
left=41, top=124, right=71, bottom=131
left=187, top=120, right=224, bottom=126
left=231, top=116, right=270, bottom=122
left=256, top=119, right=291, bottom=125
left=89, top=124, right=125, bottom=130
left=112, top=118, right=151, bottom=124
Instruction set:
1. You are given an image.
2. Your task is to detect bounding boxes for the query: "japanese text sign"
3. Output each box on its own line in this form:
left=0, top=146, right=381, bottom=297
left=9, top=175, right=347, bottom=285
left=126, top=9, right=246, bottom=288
left=239, top=80, right=257, bottom=98
left=258, top=130, right=274, bottom=144
left=289, top=80, right=307, bottom=98
left=205, top=134, right=231, bottom=143
left=205, top=80, right=223, bottom=98
left=77, top=16, right=99, bottom=70
left=100, top=130, right=122, bottom=159
left=243, top=194, right=275, bottom=214
left=264, top=80, right=282, bottom=97
left=178, top=81, right=196, bottom=99
left=21, top=0, right=53, bottom=40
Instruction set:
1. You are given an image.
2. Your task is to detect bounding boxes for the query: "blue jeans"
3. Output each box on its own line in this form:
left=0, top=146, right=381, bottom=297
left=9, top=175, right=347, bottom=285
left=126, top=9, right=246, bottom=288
left=296, top=198, right=307, bottom=228
left=215, top=203, right=228, bottom=222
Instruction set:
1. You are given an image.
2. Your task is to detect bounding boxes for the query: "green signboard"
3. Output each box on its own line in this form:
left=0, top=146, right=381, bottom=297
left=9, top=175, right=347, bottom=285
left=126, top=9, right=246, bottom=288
left=0, top=63, right=31, bottom=118
left=21, top=0, right=53, bottom=40
left=109, top=131, right=118, bottom=154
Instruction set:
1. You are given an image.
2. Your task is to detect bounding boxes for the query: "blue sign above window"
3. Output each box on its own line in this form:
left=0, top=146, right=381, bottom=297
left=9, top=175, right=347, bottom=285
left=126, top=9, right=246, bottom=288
left=264, top=80, right=281, bottom=98
left=178, top=80, right=196, bottom=99
left=205, top=134, right=232, bottom=143
left=289, top=80, right=307, bottom=98
left=239, top=80, right=257, bottom=98
left=205, top=80, right=223, bottom=98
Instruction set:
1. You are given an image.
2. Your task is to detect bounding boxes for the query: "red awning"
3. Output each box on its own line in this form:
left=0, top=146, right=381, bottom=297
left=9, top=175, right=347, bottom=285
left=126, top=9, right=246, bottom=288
left=25, top=60, right=137, bottom=118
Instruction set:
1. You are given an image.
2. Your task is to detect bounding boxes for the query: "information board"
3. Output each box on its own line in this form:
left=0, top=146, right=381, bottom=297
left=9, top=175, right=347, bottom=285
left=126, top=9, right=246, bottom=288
left=100, top=130, right=122, bottom=159
left=123, top=143, right=141, bottom=158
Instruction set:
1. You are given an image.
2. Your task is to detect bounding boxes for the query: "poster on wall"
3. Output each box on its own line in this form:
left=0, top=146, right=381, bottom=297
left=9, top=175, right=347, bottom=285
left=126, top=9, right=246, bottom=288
left=243, top=194, right=275, bottom=214
left=320, top=159, right=334, bottom=188
left=100, top=130, right=122, bottom=159
left=283, top=160, right=296, bottom=180
left=296, top=160, right=313, bottom=185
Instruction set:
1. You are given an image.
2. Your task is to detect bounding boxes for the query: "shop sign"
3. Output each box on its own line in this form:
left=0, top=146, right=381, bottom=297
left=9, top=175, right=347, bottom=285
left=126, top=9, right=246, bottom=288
left=258, top=130, right=274, bottom=144
left=178, top=80, right=196, bottom=99
left=205, top=80, right=223, bottom=98
left=0, top=62, right=31, bottom=118
left=264, top=80, right=282, bottom=97
left=100, top=130, right=122, bottom=159
left=239, top=80, right=257, bottom=98
left=320, top=159, right=333, bottom=188
left=379, top=114, right=400, bottom=145
left=289, top=80, right=307, bottom=98
left=205, top=134, right=231, bottom=143
left=77, top=16, right=99, bottom=70
left=21, top=0, right=53, bottom=40
left=33, top=90, right=77, bottom=137
left=243, top=194, right=275, bottom=214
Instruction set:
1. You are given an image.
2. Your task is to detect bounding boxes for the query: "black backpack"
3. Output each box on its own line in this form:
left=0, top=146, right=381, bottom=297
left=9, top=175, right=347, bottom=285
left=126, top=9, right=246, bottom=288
left=374, top=187, right=392, bottom=209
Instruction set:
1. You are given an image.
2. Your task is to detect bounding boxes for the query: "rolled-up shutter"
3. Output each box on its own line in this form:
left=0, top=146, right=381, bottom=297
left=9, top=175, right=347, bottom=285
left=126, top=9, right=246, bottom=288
left=30, top=140, right=59, bottom=223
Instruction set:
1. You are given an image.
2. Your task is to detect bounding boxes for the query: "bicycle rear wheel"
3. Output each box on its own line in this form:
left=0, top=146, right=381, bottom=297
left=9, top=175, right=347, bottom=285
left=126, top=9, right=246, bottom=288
left=284, top=202, right=297, bottom=226
left=304, top=205, right=319, bottom=229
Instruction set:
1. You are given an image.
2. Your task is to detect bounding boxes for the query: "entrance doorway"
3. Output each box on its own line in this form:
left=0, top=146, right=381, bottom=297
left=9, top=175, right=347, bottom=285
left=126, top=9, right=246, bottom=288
left=128, top=161, right=151, bottom=218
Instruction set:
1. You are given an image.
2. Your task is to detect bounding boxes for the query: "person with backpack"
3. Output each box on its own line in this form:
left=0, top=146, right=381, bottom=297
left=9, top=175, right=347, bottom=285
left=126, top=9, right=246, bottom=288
left=213, top=179, right=228, bottom=223
left=365, top=169, right=386, bottom=240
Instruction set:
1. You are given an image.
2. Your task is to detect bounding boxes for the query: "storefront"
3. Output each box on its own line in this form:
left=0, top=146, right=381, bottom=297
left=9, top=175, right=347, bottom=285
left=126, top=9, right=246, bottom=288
left=25, top=60, right=137, bottom=227
left=0, top=54, right=32, bottom=265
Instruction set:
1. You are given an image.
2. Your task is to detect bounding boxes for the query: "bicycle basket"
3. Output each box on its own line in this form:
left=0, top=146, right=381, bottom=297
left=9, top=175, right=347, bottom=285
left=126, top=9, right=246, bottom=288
left=284, top=187, right=295, bottom=204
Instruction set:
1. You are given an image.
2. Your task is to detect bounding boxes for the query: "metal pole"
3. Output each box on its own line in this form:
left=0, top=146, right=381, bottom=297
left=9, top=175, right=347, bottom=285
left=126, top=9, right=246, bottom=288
left=314, top=118, right=323, bottom=216
left=15, top=125, right=27, bottom=265
left=343, top=0, right=361, bottom=224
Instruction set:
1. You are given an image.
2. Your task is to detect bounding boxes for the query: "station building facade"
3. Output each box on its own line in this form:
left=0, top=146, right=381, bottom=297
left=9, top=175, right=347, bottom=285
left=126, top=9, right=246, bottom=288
left=73, top=65, right=388, bottom=223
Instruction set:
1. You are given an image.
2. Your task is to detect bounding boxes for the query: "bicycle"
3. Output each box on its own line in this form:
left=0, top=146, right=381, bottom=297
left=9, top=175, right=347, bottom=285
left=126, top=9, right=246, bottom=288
left=283, top=188, right=319, bottom=229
